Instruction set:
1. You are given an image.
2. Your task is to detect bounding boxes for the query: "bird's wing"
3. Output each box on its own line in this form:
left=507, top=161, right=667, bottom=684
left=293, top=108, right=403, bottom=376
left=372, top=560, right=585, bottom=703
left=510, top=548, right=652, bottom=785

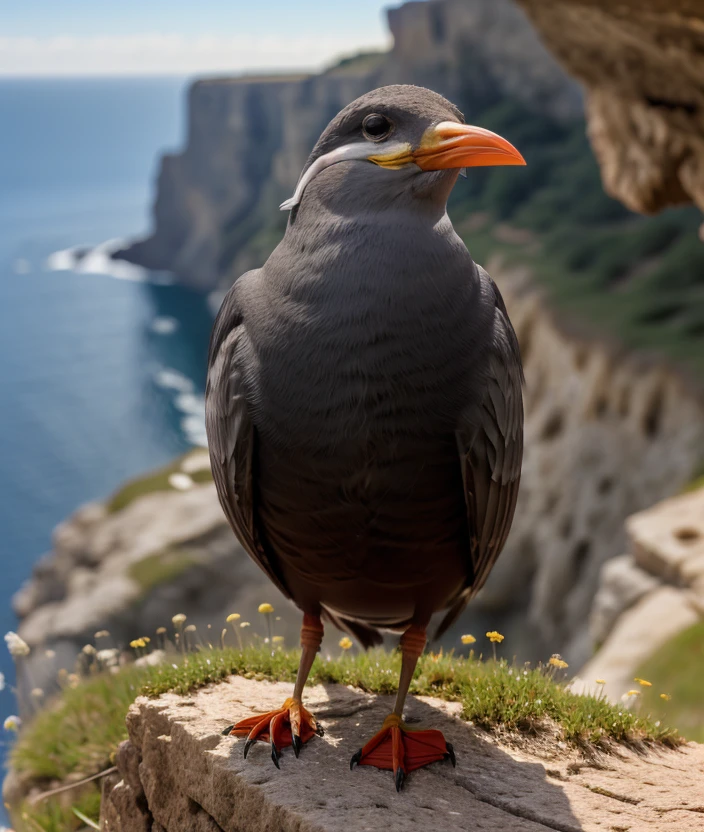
left=435, top=270, right=524, bottom=639
left=205, top=287, right=291, bottom=599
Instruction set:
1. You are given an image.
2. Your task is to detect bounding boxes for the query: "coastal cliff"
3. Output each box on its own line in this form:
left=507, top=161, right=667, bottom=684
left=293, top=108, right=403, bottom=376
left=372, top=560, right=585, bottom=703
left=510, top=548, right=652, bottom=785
left=116, top=0, right=580, bottom=291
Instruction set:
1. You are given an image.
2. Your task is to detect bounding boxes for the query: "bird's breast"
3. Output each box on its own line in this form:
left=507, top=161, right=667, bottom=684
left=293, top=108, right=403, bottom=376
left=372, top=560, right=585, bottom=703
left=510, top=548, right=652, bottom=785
left=243, top=233, right=483, bottom=451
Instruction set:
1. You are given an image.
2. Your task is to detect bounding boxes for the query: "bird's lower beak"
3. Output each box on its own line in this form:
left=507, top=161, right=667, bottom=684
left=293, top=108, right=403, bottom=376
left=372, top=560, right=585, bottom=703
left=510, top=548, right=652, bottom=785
left=412, top=121, right=526, bottom=170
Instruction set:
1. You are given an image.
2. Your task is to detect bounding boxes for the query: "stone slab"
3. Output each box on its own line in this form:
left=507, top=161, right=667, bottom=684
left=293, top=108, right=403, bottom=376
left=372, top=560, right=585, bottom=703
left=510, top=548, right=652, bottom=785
left=101, top=676, right=704, bottom=832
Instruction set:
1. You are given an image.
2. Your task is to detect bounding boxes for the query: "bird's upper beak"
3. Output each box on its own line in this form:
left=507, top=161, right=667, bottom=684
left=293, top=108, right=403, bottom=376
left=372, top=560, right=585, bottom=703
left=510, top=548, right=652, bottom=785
left=369, top=121, right=525, bottom=170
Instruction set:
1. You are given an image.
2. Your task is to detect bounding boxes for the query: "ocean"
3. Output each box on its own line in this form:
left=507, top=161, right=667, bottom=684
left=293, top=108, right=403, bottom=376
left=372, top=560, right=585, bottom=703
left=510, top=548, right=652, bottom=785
left=0, top=77, right=214, bottom=804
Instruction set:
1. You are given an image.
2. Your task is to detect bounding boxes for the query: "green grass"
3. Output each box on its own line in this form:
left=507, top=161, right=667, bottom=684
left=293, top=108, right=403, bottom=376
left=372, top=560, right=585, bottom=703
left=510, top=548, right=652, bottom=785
left=15, top=791, right=101, bottom=832
left=106, top=450, right=212, bottom=514
left=10, top=644, right=682, bottom=830
left=634, top=620, right=704, bottom=744
left=128, top=548, right=199, bottom=594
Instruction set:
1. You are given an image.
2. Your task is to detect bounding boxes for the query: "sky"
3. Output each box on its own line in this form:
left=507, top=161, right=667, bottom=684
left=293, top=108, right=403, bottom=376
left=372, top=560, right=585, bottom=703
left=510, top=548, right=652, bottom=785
left=0, top=0, right=394, bottom=77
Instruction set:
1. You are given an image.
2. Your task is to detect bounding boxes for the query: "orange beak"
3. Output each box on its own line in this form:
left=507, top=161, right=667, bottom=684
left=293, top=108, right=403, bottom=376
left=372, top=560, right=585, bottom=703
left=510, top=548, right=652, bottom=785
left=412, top=121, right=526, bottom=170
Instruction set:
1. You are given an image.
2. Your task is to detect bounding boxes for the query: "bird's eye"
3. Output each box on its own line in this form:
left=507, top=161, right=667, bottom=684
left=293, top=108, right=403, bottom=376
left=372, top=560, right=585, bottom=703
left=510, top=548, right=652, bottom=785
left=362, top=113, right=392, bottom=141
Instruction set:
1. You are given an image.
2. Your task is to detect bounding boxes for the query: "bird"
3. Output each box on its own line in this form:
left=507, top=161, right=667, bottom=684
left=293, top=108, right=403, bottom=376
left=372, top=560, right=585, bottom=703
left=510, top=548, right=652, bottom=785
left=206, top=84, right=525, bottom=790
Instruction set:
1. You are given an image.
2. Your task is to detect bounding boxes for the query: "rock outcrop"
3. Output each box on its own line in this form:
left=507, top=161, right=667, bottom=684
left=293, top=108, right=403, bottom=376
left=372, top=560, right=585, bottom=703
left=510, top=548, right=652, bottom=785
left=577, top=485, right=704, bottom=700
left=471, top=261, right=704, bottom=665
left=10, top=452, right=308, bottom=712
left=116, top=0, right=580, bottom=291
left=517, top=0, right=704, bottom=226
left=101, top=675, right=704, bottom=832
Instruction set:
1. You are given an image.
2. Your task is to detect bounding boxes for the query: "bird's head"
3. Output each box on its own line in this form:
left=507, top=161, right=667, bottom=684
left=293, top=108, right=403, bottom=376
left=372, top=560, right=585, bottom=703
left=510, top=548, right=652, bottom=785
left=281, top=84, right=525, bottom=217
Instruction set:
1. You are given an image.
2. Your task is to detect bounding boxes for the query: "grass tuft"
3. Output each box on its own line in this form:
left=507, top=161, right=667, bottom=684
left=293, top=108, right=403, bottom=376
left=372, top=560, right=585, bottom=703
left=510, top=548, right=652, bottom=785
left=106, top=451, right=212, bottom=514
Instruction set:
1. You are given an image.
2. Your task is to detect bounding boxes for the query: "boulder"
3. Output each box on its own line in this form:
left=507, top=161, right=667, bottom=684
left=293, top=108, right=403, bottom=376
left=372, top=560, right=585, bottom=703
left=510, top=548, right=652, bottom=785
left=102, top=676, right=704, bottom=832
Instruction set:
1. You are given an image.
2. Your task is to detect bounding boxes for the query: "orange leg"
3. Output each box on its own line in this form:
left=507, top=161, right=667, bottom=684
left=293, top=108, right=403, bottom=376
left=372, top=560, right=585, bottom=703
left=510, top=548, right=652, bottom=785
left=223, top=613, right=324, bottom=767
left=350, top=624, right=456, bottom=790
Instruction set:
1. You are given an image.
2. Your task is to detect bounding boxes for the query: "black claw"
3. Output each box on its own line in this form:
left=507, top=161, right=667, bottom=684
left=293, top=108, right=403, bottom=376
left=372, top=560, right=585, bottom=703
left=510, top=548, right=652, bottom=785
left=292, top=733, right=302, bottom=758
left=315, top=724, right=325, bottom=738
left=395, top=767, right=405, bottom=792
left=445, top=742, right=456, bottom=768
left=222, top=724, right=235, bottom=736
left=350, top=749, right=362, bottom=771
left=243, top=738, right=255, bottom=760
left=271, top=741, right=281, bottom=769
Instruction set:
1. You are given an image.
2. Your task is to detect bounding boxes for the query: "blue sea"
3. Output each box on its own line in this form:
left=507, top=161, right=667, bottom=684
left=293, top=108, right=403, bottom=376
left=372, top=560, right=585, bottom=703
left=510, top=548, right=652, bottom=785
left=0, top=77, right=214, bottom=802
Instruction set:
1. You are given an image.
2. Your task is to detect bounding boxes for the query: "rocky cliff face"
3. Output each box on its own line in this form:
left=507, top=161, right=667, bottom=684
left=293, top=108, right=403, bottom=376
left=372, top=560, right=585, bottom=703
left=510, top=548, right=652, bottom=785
left=472, top=260, right=704, bottom=664
left=117, top=0, right=580, bottom=291
left=517, top=0, right=704, bottom=226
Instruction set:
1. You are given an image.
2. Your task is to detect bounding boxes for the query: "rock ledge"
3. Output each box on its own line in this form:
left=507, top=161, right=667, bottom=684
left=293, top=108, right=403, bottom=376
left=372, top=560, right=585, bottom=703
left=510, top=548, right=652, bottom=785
left=102, top=676, right=704, bottom=831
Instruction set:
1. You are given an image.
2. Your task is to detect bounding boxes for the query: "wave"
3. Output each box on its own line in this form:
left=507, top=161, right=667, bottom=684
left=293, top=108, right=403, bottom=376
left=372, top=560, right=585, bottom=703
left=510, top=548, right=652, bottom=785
left=45, top=238, right=173, bottom=284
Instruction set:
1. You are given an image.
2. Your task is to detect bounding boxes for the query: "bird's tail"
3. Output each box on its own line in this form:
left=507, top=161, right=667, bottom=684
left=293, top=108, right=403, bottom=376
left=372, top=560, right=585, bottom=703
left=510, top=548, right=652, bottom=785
left=322, top=609, right=384, bottom=650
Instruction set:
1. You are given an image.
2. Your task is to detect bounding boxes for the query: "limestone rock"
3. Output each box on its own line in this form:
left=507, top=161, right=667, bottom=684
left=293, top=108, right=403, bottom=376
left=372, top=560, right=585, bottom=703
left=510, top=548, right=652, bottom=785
left=477, top=265, right=704, bottom=666
left=628, top=487, right=704, bottom=588
left=517, top=0, right=704, bottom=221
left=102, top=675, right=704, bottom=832
left=589, top=554, right=660, bottom=647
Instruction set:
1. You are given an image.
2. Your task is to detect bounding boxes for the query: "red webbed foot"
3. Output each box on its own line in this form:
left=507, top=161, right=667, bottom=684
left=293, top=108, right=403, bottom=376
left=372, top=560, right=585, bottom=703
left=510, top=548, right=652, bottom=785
left=350, top=713, right=455, bottom=790
left=223, top=697, right=322, bottom=767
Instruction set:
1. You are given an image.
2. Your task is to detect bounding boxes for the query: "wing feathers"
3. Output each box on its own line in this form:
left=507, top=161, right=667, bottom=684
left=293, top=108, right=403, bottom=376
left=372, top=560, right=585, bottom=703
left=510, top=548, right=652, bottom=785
left=434, top=274, right=523, bottom=640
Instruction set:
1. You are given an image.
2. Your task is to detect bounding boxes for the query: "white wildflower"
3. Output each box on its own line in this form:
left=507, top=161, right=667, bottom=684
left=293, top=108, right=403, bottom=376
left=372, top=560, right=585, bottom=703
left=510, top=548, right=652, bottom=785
left=4, top=632, right=29, bottom=657
left=3, top=715, right=21, bottom=731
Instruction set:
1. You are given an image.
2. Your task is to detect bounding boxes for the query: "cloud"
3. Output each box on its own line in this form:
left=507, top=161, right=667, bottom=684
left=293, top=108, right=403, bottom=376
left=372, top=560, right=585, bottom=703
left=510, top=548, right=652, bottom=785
left=0, top=33, right=390, bottom=76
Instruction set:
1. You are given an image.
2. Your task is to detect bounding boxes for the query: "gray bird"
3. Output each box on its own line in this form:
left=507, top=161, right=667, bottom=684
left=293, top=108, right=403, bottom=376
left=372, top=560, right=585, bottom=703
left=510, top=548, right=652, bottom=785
left=206, top=84, right=524, bottom=790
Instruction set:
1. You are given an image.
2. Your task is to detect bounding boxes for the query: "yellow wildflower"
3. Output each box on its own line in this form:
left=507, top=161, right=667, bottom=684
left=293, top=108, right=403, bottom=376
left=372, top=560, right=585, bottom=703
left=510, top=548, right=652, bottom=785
left=486, top=631, right=504, bottom=643
left=549, top=655, right=569, bottom=669
left=634, top=677, right=652, bottom=687
left=272, top=636, right=284, bottom=644
left=660, top=693, right=672, bottom=701
left=130, top=638, right=146, bottom=649
left=339, top=637, right=353, bottom=650
left=240, top=621, right=251, bottom=628
left=94, top=630, right=110, bottom=639
left=595, top=679, right=606, bottom=685
left=461, top=634, right=476, bottom=645
left=172, top=613, right=187, bottom=627
left=226, top=613, right=241, bottom=623
left=184, top=624, right=197, bottom=633
left=156, top=627, right=167, bottom=635
left=258, top=603, right=274, bottom=614
left=626, top=689, right=641, bottom=697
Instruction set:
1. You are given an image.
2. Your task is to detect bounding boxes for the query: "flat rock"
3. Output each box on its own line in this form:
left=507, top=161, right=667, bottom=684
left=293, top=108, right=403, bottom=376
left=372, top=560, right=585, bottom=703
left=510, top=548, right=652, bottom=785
left=101, top=676, right=704, bottom=832
left=628, top=488, right=704, bottom=588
